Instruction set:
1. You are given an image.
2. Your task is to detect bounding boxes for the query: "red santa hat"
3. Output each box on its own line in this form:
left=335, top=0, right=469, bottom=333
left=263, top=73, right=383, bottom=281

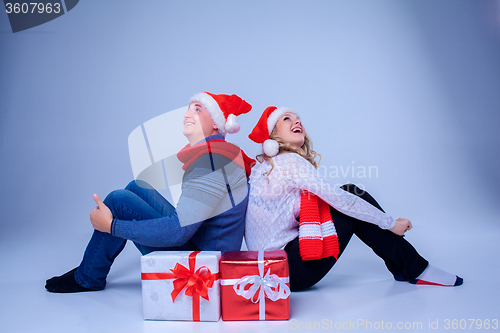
left=188, top=92, right=252, bottom=135
left=248, top=106, right=297, bottom=157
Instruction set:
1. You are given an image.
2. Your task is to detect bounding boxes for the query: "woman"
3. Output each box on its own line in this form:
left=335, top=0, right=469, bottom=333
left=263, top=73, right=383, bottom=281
left=245, top=106, right=462, bottom=291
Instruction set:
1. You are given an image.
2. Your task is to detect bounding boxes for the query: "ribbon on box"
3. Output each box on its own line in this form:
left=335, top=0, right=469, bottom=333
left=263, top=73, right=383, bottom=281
left=221, top=251, right=290, bottom=320
left=141, top=251, right=219, bottom=321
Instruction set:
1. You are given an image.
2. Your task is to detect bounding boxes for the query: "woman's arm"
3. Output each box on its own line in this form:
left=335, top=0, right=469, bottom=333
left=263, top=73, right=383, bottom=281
left=390, top=218, right=412, bottom=236
left=281, top=153, right=396, bottom=229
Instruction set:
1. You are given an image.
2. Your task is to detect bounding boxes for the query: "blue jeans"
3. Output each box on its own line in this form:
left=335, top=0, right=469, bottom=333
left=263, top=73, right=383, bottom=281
left=75, top=180, right=194, bottom=290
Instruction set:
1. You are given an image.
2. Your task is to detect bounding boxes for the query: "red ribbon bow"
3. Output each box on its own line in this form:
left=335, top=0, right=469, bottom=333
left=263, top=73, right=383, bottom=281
left=142, top=251, right=219, bottom=321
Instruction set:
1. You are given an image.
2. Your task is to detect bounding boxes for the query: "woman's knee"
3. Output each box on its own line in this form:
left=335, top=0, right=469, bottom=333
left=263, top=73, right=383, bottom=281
left=341, top=183, right=366, bottom=196
left=341, top=183, right=384, bottom=212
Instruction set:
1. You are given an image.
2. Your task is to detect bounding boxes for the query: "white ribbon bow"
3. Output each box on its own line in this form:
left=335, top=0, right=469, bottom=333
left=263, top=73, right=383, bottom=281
left=233, top=268, right=290, bottom=302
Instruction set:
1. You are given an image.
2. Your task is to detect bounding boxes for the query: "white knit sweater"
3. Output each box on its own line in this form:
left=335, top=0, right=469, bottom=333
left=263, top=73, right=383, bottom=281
left=245, top=153, right=396, bottom=251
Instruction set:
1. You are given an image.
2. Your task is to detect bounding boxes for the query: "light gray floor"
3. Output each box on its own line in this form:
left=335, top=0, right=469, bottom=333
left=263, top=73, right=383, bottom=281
left=1, top=210, right=498, bottom=333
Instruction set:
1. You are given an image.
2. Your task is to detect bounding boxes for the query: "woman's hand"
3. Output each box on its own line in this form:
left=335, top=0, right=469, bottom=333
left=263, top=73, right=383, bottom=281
left=90, top=194, right=113, bottom=233
left=389, top=218, right=413, bottom=236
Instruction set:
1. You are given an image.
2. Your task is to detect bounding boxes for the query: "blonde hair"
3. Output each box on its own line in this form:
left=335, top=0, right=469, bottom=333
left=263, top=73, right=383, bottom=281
left=256, top=125, right=321, bottom=179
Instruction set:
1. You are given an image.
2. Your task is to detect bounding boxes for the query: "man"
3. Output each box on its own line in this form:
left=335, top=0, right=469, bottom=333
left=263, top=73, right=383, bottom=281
left=45, top=92, right=254, bottom=293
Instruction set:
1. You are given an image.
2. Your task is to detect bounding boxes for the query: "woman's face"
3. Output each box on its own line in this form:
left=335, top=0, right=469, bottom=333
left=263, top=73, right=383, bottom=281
left=274, top=112, right=304, bottom=148
left=183, top=102, right=218, bottom=145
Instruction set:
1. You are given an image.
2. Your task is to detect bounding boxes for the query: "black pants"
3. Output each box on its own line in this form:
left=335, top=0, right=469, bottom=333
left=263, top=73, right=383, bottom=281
left=284, top=184, right=429, bottom=291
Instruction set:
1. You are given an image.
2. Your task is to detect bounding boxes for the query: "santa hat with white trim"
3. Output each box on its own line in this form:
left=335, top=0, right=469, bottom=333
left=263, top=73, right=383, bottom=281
left=248, top=106, right=297, bottom=157
left=188, top=92, right=252, bottom=135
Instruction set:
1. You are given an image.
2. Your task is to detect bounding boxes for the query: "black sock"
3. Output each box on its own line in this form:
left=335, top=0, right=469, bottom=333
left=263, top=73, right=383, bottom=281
left=45, top=267, right=99, bottom=293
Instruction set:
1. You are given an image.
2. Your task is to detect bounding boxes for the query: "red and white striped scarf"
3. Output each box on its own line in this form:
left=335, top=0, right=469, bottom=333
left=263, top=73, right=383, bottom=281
left=299, top=191, right=339, bottom=261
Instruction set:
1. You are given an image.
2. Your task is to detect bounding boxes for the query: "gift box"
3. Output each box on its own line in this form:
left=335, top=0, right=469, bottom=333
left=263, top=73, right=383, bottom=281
left=141, top=251, right=221, bottom=321
left=220, top=250, right=291, bottom=321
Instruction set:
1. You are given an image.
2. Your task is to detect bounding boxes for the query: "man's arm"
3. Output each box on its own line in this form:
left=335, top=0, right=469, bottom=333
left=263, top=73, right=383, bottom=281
left=111, top=154, right=239, bottom=247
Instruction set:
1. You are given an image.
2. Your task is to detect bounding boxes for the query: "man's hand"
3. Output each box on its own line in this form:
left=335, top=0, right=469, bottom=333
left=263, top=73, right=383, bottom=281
left=90, top=194, right=113, bottom=233
left=389, top=218, right=413, bottom=236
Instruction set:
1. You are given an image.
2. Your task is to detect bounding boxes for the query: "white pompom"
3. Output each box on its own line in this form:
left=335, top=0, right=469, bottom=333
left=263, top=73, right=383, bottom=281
left=263, top=139, right=279, bottom=157
left=224, top=114, right=240, bottom=134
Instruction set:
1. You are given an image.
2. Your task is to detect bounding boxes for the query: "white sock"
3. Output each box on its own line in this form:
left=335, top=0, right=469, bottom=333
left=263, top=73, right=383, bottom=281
left=414, top=264, right=460, bottom=286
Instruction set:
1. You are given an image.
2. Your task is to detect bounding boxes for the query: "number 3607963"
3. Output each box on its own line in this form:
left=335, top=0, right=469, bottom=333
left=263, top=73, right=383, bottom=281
left=5, top=3, right=62, bottom=14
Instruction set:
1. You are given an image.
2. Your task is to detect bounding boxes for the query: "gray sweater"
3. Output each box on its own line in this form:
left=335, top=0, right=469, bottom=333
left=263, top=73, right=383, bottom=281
left=111, top=136, right=249, bottom=252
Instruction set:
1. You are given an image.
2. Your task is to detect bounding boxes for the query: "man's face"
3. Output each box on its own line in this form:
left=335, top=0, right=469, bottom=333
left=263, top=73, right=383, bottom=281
left=183, top=102, right=218, bottom=145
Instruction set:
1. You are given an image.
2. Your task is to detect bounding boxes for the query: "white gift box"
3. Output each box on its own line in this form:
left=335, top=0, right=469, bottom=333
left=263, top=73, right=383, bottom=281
left=141, top=251, right=221, bottom=321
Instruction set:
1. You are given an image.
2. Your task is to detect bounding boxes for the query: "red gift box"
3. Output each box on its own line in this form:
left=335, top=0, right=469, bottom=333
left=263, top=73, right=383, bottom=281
left=220, top=250, right=290, bottom=321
